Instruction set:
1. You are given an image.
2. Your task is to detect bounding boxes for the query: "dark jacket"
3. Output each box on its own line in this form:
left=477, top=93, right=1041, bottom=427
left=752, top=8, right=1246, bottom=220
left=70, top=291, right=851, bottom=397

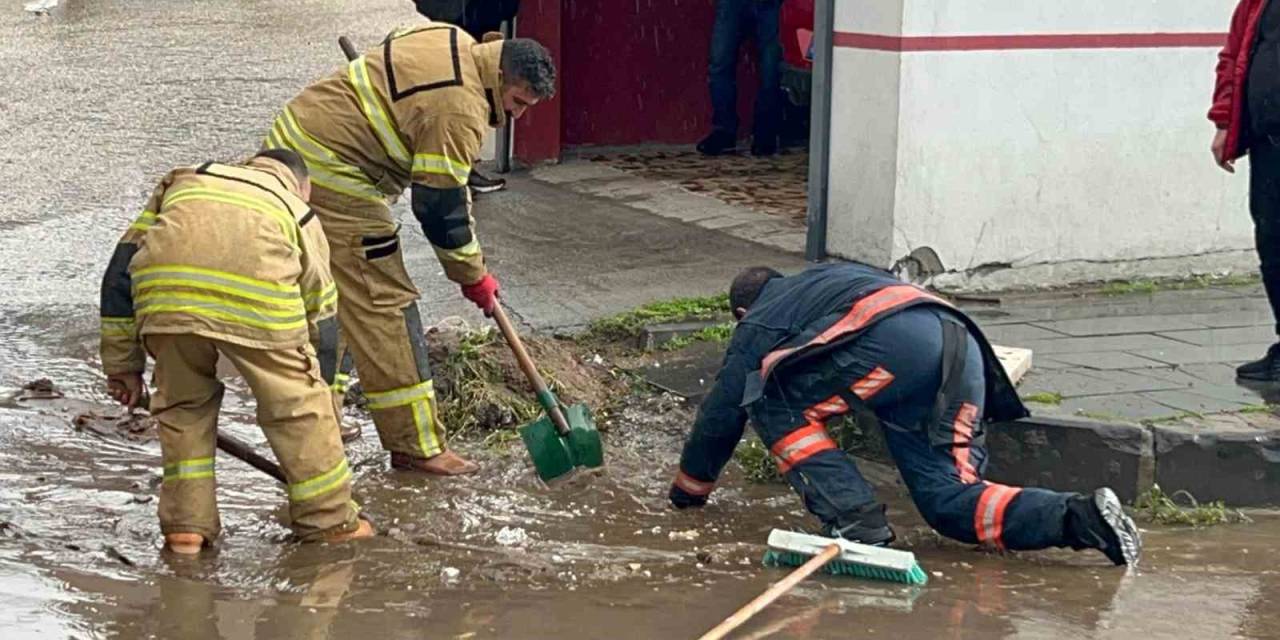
left=413, top=0, right=521, bottom=39
left=674, top=263, right=1027, bottom=491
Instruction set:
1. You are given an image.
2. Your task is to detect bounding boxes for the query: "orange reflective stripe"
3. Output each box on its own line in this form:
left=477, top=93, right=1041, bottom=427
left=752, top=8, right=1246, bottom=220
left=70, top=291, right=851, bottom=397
left=802, top=395, right=850, bottom=422
left=953, top=402, right=980, bottom=484
left=851, top=366, right=895, bottom=400
left=760, top=285, right=949, bottom=380
left=674, top=470, right=714, bottom=496
left=974, top=483, right=1022, bottom=549
left=771, top=423, right=839, bottom=473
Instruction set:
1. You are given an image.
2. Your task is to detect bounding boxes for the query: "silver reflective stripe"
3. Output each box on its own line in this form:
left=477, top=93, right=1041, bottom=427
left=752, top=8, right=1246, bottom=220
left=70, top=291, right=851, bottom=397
left=775, top=433, right=830, bottom=464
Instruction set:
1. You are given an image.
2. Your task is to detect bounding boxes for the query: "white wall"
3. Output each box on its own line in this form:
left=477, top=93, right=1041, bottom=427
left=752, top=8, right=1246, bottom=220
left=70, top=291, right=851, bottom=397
left=827, top=1, right=1254, bottom=290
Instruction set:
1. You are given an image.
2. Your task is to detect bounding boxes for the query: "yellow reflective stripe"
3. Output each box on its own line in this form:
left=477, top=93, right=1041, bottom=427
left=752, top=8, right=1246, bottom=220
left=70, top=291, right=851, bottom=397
left=135, top=293, right=308, bottom=332
left=288, top=458, right=351, bottom=502
left=162, top=188, right=299, bottom=249
left=411, top=399, right=441, bottom=457
left=136, top=290, right=305, bottom=319
left=129, top=210, right=158, bottom=232
left=266, top=110, right=385, bottom=203
left=330, top=373, right=351, bottom=393
left=135, top=278, right=304, bottom=311
left=348, top=57, right=411, bottom=169
left=412, top=153, right=471, bottom=185
left=134, top=264, right=300, bottom=294
left=433, top=238, right=481, bottom=262
left=364, top=380, right=434, bottom=410
left=303, top=284, right=339, bottom=312
left=163, top=457, right=215, bottom=481
left=100, top=316, right=136, bottom=337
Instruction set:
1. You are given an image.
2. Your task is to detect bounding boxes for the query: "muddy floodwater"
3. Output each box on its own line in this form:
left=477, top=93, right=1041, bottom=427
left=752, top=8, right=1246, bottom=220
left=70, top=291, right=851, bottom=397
left=5, top=1, right=1280, bottom=639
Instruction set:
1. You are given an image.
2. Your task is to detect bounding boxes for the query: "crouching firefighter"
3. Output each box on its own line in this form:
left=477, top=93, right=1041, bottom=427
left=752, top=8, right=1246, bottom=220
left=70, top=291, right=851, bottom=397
left=99, top=150, right=374, bottom=554
left=668, top=263, right=1142, bottom=566
left=261, top=21, right=556, bottom=475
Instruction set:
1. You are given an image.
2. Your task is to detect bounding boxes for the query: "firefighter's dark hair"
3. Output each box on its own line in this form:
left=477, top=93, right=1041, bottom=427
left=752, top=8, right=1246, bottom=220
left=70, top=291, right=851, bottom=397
left=730, top=267, right=783, bottom=313
left=501, top=38, right=557, bottom=99
left=254, top=148, right=309, bottom=184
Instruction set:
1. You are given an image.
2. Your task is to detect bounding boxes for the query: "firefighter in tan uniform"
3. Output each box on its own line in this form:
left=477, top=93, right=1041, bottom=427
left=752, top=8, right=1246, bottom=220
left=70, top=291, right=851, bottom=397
left=263, top=23, right=557, bottom=475
left=99, top=150, right=374, bottom=554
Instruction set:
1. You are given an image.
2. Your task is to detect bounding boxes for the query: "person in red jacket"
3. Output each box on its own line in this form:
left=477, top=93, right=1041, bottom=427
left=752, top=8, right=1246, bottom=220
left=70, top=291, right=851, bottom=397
left=1212, top=0, right=1280, bottom=380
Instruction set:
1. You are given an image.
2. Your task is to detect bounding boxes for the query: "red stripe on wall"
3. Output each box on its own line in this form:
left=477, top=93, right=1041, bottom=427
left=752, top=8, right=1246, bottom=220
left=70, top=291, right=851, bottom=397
left=833, top=31, right=1227, bottom=52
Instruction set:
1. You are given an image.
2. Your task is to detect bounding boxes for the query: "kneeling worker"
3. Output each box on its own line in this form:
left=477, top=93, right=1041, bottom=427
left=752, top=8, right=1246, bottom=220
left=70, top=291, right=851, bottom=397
left=668, top=263, right=1141, bottom=566
left=99, top=149, right=373, bottom=554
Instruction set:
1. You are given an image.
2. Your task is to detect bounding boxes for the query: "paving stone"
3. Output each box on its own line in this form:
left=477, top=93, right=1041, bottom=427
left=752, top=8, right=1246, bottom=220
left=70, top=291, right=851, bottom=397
left=1029, top=315, right=1207, bottom=337
left=987, top=416, right=1153, bottom=503
left=1042, top=352, right=1168, bottom=370
left=1180, top=309, right=1276, bottom=329
left=1137, top=390, right=1256, bottom=414
left=1130, top=342, right=1270, bottom=366
left=975, top=322, right=1069, bottom=343
left=1137, top=363, right=1248, bottom=387
left=1056, top=394, right=1184, bottom=421
left=1155, top=325, right=1276, bottom=347
left=1153, top=419, right=1280, bottom=506
left=633, top=340, right=725, bottom=403
left=1020, top=334, right=1190, bottom=356
left=1018, top=369, right=1185, bottom=399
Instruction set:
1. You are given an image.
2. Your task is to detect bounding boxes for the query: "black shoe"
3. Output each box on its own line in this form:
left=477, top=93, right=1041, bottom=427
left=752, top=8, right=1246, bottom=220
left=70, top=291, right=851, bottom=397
left=750, top=135, right=778, bottom=157
left=468, top=169, right=506, bottom=195
left=1066, top=488, right=1142, bottom=566
left=1237, top=342, right=1280, bottom=381
left=825, top=503, right=896, bottom=546
left=696, top=130, right=737, bottom=156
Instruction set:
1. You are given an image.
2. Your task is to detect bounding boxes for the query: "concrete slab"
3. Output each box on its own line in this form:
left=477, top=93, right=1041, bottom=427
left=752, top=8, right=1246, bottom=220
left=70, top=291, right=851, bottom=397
left=1030, top=315, right=1207, bottom=337
left=1020, top=334, right=1189, bottom=356
left=1138, top=390, right=1256, bottom=415
left=1130, top=342, right=1270, bottom=366
left=1153, top=419, right=1280, bottom=506
left=975, top=323, right=1069, bottom=343
left=634, top=341, right=725, bottom=402
left=1018, top=369, right=1185, bottom=399
left=1042, top=352, right=1168, bottom=370
left=1180, top=309, right=1277, bottom=329
left=1056, top=394, right=1185, bottom=421
left=1155, top=325, right=1276, bottom=347
left=986, top=416, right=1153, bottom=503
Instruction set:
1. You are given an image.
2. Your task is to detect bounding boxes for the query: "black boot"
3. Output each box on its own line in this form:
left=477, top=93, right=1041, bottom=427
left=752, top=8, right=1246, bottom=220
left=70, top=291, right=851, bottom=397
left=825, top=503, right=896, bottom=546
left=1065, top=488, right=1142, bottom=566
left=1237, top=342, right=1280, bottom=381
left=750, top=134, right=778, bottom=157
left=696, top=130, right=738, bottom=156
left=467, top=168, right=507, bottom=195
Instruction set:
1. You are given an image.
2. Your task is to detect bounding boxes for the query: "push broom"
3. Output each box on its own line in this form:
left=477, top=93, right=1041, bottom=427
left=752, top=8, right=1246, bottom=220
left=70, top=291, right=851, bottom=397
left=696, top=529, right=927, bottom=640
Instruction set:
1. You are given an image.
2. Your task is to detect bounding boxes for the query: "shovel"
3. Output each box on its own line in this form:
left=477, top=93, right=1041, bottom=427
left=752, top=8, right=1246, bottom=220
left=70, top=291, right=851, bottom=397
left=490, top=305, right=604, bottom=481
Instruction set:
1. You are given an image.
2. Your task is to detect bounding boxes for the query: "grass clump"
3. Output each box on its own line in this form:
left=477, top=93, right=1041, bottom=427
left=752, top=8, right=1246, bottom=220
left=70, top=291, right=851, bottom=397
left=434, top=328, right=542, bottom=440
left=660, top=322, right=735, bottom=351
left=584, top=294, right=730, bottom=342
left=1022, top=391, right=1063, bottom=406
left=1101, top=273, right=1260, bottom=296
left=734, top=438, right=781, bottom=484
left=1133, top=484, right=1250, bottom=527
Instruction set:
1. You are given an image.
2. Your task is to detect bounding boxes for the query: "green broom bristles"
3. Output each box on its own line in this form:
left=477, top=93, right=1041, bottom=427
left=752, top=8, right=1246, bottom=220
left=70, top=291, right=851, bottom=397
left=762, top=546, right=929, bottom=586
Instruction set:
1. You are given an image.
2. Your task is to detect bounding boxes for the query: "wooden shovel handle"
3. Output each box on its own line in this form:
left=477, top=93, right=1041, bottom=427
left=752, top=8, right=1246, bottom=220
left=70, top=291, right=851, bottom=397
left=338, top=36, right=359, bottom=61
left=696, top=544, right=842, bottom=640
left=491, top=305, right=572, bottom=436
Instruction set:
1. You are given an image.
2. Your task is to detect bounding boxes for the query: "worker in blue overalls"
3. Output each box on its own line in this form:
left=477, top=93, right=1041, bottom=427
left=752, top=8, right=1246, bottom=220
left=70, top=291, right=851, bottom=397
left=669, top=263, right=1141, bottom=566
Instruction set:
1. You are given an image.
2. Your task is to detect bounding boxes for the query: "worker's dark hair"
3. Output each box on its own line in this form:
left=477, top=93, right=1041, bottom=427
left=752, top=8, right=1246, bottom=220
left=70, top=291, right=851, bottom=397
left=729, top=267, right=783, bottom=312
left=254, top=149, right=309, bottom=184
left=501, top=38, right=557, bottom=99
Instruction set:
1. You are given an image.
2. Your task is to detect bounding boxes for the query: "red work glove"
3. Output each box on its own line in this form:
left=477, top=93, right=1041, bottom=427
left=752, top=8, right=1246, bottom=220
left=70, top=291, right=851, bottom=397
left=460, top=274, right=500, bottom=316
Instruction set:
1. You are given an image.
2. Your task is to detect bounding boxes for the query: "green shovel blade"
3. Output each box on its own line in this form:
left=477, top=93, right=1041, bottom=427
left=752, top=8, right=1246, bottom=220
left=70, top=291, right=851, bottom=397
left=519, top=416, right=576, bottom=481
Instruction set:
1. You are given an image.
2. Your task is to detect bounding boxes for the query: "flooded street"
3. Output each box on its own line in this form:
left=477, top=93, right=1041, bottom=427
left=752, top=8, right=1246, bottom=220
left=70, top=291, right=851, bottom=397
left=3, top=1, right=1280, bottom=639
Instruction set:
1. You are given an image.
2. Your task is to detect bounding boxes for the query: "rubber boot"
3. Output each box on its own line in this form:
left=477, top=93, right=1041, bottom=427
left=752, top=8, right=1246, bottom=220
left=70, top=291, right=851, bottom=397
left=825, top=502, right=896, bottom=546
left=391, top=450, right=480, bottom=476
left=696, top=130, right=737, bottom=156
left=165, top=532, right=205, bottom=555
left=1065, top=488, right=1142, bottom=566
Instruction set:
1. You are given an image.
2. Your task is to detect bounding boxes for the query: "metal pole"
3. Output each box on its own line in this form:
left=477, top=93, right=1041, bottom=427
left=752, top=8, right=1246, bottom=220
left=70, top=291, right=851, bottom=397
left=804, top=0, right=835, bottom=262
left=495, top=16, right=516, bottom=173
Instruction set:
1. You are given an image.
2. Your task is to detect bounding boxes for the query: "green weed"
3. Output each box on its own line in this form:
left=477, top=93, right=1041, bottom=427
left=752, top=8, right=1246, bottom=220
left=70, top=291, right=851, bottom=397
left=1133, top=484, right=1250, bottom=527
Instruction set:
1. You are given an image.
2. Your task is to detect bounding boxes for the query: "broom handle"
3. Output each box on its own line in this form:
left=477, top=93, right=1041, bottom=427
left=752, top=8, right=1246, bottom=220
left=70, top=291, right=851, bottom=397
left=696, top=544, right=841, bottom=640
left=338, top=36, right=359, bottom=61
left=491, top=305, right=572, bottom=436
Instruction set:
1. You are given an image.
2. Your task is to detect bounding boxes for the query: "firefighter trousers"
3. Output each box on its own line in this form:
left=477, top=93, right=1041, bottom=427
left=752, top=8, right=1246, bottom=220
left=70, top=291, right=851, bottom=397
left=145, top=334, right=360, bottom=542
left=748, top=306, right=1074, bottom=551
left=310, top=186, right=448, bottom=459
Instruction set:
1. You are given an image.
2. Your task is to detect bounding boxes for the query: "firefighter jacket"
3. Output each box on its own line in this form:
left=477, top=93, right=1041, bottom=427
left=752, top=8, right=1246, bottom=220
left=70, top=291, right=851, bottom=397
left=99, top=157, right=338, bottom=375
left=265, top=21, right=504, bottom=285
left=674, top=263, right=1028, bottom=492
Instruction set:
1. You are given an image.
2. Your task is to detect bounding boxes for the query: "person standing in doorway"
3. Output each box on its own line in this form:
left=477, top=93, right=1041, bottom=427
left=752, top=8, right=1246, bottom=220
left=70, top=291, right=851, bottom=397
left=697, top=0, right=783, bottom=157
left=1212, top=0, right=1280, bottom=380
